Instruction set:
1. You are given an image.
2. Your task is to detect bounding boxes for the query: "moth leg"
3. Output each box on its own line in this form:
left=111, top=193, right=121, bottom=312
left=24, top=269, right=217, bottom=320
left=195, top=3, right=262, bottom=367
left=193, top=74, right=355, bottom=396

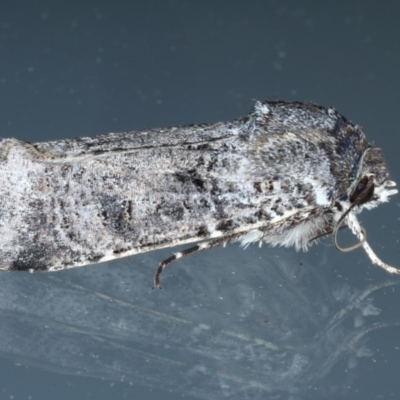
left=347, top=212, right=400, bottom=275
left=308, top=225, right=347, bottom=244
left=153, top=234, right=241, bottom=289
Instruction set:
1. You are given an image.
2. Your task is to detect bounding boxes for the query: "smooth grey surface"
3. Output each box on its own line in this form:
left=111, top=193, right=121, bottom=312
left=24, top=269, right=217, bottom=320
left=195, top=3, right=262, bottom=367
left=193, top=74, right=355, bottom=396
left=1, top=1, right=400, bottom=399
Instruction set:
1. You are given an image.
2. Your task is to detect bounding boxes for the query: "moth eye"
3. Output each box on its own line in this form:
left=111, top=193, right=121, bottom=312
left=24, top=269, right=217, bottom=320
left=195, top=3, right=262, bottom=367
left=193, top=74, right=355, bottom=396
left=350, top=176, right=374, bottom=204
left=356, top=180, right=366, bottom=192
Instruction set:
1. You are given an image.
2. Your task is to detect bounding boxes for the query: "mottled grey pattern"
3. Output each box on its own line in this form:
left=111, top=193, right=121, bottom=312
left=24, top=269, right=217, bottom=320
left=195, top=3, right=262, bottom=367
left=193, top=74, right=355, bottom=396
left=0, top=101, right=395, bottom=272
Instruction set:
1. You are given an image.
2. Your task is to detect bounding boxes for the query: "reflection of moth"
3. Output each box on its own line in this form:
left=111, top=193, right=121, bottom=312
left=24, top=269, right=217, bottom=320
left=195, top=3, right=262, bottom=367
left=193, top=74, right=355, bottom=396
left=0, top=101, right=397, bottom=287
left=0, top=251, right=397, bottom=399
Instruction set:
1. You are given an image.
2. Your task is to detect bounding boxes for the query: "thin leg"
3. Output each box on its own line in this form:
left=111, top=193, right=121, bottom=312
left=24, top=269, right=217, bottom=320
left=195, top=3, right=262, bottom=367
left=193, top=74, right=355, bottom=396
left=153, top=233, right=242, bottom=289
left=308, top=225, right=347, bottom=244
left=346, top=212, right=400, bottom=275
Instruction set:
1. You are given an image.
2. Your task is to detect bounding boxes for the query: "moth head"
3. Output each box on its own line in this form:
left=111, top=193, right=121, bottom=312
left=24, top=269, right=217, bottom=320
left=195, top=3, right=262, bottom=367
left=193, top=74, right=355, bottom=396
left=349, top=147, right=397, bottom=212
left=330, top=147, right=397, bottom=255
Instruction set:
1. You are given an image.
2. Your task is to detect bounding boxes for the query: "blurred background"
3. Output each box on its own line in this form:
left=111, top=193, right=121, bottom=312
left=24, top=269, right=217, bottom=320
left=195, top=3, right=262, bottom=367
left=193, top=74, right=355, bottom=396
left=1, top=1, right=400, bottom=399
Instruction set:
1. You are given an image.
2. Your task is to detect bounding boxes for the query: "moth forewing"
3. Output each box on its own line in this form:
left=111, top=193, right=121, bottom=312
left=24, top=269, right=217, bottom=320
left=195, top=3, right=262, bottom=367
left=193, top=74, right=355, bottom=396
left=0, top=100, right=397, bottom=287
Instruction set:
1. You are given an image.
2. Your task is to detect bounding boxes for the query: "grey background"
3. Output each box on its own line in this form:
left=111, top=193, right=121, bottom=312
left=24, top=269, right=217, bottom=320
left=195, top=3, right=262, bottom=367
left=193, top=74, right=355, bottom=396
left=1, top=1, right=400, bottom=399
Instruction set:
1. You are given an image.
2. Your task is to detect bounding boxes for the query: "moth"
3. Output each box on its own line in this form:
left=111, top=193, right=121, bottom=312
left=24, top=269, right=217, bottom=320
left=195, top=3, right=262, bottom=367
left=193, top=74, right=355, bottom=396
left=0, top=101, right=398, bottom=288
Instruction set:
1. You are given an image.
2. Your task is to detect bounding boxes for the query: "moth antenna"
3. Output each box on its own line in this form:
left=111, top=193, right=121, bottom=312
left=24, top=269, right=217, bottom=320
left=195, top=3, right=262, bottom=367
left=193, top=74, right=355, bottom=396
left=346, top=212, right=400, bottom=275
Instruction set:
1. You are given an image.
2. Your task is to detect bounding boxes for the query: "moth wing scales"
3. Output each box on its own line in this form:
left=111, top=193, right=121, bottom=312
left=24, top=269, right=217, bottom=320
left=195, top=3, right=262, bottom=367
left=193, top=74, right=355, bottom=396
left=0, top=100, right=397, bottom=288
